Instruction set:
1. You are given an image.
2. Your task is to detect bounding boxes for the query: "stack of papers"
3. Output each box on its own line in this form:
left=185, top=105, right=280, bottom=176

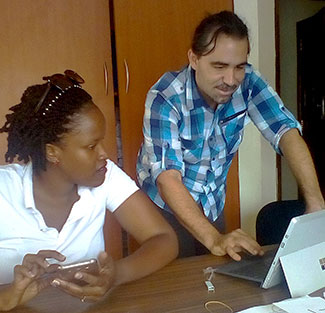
left=237, top=296, right=325, bottom=313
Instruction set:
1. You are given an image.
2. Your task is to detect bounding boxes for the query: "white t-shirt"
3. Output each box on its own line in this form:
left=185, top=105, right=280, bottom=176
left=0, top=160, right=138, bottom=284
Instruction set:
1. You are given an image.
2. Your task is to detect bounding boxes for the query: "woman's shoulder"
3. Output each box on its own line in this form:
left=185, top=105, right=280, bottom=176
left=94, top=159, right=138, bottom=194
left=0, top=163, right=27, bottom=181
left=0, top=163, right=29, bottom=201
left=103, top=159, right=136, bottom=186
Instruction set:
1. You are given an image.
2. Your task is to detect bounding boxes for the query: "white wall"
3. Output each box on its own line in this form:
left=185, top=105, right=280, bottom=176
left=234, top=0, right=277, bottom=237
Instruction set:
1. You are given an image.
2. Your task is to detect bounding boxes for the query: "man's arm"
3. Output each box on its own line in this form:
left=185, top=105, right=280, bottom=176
left=279, top=128, right=325, bottom=213
left=157, top=169, right=263, bottom=260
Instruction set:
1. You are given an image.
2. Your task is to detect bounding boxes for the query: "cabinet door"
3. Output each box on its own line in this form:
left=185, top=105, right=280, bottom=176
left=0, top=0, right=122, bottom=259
left=113, top=0, right=239, bottom=233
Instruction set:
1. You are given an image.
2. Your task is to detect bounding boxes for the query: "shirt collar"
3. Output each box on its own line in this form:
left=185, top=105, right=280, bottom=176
left=21, top=163, right=93, bottom=222
left=185, top=66, right=221, bottom=113
left=185, top=65, right=212, bottom=112
left=22, top=162, right=36, bottom=210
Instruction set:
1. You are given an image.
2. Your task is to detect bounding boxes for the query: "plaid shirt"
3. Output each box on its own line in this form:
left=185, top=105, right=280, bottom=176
left=136, top=64, right=301, bottom=221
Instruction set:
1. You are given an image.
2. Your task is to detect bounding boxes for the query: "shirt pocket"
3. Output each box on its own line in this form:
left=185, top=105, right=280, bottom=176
left=220, top=112, right=246, bottom=155
left=180, top=136, right=204, bottom=164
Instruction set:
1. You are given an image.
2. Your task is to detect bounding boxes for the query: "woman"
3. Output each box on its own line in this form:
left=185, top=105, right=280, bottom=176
left=0, top=70, right=178, bottom=311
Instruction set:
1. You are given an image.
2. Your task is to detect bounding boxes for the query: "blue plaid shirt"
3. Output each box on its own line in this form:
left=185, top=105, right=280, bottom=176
left=136, top=64, right=301, bottom=221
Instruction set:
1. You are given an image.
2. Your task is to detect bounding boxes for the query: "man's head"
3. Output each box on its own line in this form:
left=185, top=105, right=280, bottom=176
left=188, top=11, right=250, bottom=109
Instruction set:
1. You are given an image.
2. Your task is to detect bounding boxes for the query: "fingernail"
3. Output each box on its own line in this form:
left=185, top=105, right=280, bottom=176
left=75, top=272, right=83, bottom=279
left=51, top=279, right=60, bottom=287
left=28, top=270, right=35, bottom=278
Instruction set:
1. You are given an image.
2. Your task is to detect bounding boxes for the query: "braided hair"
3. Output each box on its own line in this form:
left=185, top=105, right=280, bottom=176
left=0, top=76, right=93, bottom=175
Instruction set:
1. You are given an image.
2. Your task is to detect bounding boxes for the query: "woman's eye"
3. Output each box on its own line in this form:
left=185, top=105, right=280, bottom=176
left=88, top=145, right=95, bottom=150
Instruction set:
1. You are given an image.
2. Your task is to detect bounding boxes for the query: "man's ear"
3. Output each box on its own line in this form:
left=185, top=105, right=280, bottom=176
left=188, top=49, right=199, bottom=70
left=45, top=143, right=60, bottom=165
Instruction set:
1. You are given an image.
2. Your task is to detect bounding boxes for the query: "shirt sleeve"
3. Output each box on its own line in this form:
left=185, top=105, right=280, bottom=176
left=245, top=69, right=302, bottom=154
left=142, top=90, right=185, bottom=183
left=102, top=160, right=139, bottom=212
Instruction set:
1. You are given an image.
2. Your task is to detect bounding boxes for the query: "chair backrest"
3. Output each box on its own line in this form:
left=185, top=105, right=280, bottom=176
left=255, top=200, right=305, bottom=245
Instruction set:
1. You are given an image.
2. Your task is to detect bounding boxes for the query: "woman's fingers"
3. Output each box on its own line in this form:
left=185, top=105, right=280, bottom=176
left=50, top=252, right=116, bottom=301
left=22, top=250, right=66, bottom=275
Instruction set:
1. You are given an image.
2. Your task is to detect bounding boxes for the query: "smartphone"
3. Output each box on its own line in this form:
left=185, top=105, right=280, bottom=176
left=44, top=258, right=99, bottom=285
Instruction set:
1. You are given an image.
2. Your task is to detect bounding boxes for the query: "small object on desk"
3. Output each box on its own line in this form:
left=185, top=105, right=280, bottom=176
left=205, top=280, right=215, bottom=292
left=204, top=300, right=233, bottom=313
left=203, top=266, right=215, bottom=292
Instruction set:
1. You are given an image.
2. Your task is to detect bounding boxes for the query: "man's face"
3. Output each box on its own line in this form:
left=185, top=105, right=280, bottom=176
left=188, top=34, right=249, bottom=109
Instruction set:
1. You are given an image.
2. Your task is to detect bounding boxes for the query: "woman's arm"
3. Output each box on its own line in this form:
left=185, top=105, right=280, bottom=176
left=49, top=190, right=178, bottom=302
left=112, top=190, right=178, bottom=285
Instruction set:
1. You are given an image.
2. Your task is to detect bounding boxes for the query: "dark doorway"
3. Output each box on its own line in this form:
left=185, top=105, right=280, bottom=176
left=297, top=7, right=325, bottom=197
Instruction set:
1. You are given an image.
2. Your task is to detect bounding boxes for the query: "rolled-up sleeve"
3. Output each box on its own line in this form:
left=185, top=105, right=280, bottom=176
left=142, top=91, right=185, bottom=183
left=245, top=70, right=302, bottom=154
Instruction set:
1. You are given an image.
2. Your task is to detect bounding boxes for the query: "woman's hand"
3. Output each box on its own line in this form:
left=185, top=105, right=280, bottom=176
left=50, top=251, right=115, bottom=302
left=0, top=250, right=65, bottom=311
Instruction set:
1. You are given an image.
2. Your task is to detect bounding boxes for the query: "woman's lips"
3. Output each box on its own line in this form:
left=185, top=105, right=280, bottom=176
left=97, top=162, right=107, bottom=172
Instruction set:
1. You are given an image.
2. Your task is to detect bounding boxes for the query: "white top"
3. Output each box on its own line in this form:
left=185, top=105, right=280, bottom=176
left=0, top=160, right=138, bottom=284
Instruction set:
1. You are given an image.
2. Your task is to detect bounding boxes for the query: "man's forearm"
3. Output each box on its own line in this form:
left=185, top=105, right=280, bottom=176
left=156, top=169, right=220, bottom=249
left=279, top=129, right=324, bottom=211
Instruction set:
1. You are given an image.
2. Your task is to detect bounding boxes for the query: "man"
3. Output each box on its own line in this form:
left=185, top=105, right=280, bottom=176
left=136, top=11, right=324, bottom=259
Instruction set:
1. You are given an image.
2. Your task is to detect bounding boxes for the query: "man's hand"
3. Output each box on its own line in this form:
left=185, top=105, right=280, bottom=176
left=209, top=229, right=264, bottom=261
left=50, top=251, right=115, bottom=302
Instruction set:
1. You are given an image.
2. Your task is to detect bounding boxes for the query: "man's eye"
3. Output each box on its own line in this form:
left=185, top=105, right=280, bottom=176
left=237, top=65, right=246, bottom=70
left=88, top=145, right=95, bottom=150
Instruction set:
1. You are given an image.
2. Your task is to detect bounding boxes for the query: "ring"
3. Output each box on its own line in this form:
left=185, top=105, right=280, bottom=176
left=81, top=296, right=86, bottom=303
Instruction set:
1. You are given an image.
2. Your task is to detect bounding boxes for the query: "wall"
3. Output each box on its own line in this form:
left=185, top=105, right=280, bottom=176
left=279, top=0, right=325, bottom=200
left=234, top=0, right=277, bottom=237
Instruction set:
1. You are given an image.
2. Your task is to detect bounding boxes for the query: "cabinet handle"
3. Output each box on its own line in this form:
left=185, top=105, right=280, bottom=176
left=322, top=97, right=325, bottom=120
left=104, top=62, right=108, bottom=96
left=124, top=59, right=130, bottom=94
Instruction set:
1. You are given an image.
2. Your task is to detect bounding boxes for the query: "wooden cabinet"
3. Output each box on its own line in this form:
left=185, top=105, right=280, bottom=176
left=0, top=0, right=122, bottom=259
left=112, top=0, right=239, bottom=234
left=0, top=0, right=238, bottom=257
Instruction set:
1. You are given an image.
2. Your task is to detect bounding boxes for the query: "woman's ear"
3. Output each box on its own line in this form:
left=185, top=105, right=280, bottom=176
left=188, top=49, right=199, bottom=70
left=45, top=143, right=60, bottom=165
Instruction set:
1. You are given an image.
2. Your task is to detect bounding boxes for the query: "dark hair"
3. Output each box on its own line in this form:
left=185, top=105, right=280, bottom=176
left=0, top=75, right=93, bottom=175
left=191, top=10, right=250, bottom=56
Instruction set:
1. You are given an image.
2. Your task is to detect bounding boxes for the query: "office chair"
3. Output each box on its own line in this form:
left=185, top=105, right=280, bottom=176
left=255, top=200, right=305, bottom=246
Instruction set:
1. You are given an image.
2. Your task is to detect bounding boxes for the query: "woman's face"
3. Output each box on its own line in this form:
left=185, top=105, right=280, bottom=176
left=53, top=104, right=109, bottom=188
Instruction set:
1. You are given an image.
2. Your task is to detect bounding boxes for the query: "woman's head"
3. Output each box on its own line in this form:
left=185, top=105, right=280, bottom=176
left=0, top=70, right=97, bottom=175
